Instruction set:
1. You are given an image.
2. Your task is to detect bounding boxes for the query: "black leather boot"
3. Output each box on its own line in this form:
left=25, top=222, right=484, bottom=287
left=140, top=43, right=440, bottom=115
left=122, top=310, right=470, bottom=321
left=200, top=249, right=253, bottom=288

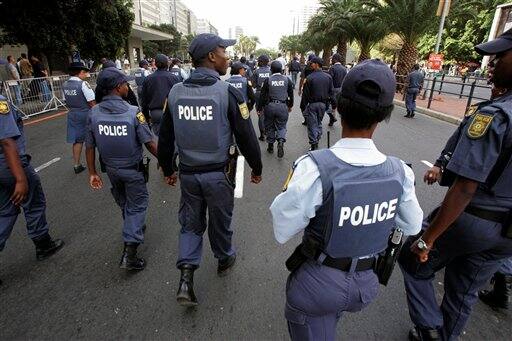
left=408, top=326, right=441, bottom=341
left=479, top=272, right=512, bottom=309
left=218, top=254, right=236, bottom=277
left=267, top=143, right=274, bottom=154
left=309, top=143, right=318, bottom=151
left=176, top=264, right=198, bottom=306
left=410, top=111, right=415, bottom=118
left=33, top=234, right=64, bottom=261
left=404, top=110, right=411, bottom=118
left=328, top=115, right=337, bottom=126
left=277, top=141, right=284, bottom=158
left=119, top=243, right=146, bottom=271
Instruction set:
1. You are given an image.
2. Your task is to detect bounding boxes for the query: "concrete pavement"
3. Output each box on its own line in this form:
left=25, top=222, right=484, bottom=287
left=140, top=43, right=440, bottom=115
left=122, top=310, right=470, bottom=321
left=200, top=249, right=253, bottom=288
left=0, top=90, right=511, bottom=340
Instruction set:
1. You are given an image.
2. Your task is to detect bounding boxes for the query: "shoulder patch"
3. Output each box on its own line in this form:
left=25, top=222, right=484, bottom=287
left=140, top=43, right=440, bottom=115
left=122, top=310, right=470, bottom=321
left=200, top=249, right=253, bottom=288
left=239, top=102, right=250, bottom=120
left=467, top=112, right=494, bottom=139
left=0, top=100, right=10, bottom=114
left=465, top=104, right=478, bottom=117
left=136, top=112, right=146, bottom=124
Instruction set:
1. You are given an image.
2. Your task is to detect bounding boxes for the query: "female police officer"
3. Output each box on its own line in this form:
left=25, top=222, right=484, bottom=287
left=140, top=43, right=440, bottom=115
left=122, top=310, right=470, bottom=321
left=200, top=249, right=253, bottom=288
left=270, top=59, right=423, bottom=340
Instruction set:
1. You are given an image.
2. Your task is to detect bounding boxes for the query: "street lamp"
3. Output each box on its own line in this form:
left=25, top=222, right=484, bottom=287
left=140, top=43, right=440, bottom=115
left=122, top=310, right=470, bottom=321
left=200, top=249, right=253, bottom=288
left=434, top=0, right=451, bottom=54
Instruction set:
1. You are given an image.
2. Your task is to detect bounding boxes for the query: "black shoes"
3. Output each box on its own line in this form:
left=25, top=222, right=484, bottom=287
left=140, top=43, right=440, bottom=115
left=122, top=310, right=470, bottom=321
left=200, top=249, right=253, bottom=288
left=479, top=272, right=512, bottom=309
left=309, top=143, right=318, bottom=151
left=301, top=120, right=307, bottom=126
left=267, top=143, right=274, bottom=154
left=217, top=254, right=236, bottom=277
left=328, top=117, right=337, bottom=126
left=258, top=134, right=266, bottom=141
left=33, top=234, right=65, bottom=261
left=277, top=141, right=284, bottom=158
left=119, top=243, right=146, bottom=271
left=405, top=111, right=416, bottom=118
left=74, top=164, right=86, bottom=174
left=177, top=264, right=198, bottom=306
left=408, top=326, right=441, bottom=341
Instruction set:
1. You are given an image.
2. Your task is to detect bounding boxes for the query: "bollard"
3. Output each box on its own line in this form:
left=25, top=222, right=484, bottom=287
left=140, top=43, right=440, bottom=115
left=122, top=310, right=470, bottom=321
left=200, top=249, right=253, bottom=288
left=465, top=81, right=477, bottom=113
left=438, top=74, right=445, bottom=94
left=459, top=75, right=467, bottom=99
left=428, top=77, right=437, bottom=109
left=327, top=131, right=331, bottom=148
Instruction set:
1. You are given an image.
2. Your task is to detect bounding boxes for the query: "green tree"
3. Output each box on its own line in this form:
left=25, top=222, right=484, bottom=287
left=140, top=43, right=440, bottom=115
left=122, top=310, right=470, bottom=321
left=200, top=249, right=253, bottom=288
left=366, top=0, right=438, bottom=77
left=234, top=35, right=260, bottom=56
left=142, top=23, right=182, bottom=58
left=253, top=48, right=279, bottom=59
left=0, top=0, right=134, bottom=71
left=305, top=13, right=339, bottom=65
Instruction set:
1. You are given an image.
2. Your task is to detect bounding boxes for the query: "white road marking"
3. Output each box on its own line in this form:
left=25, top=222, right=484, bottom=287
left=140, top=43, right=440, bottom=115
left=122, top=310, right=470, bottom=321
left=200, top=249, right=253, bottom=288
left=234, top=156, right=245, bottom=199
left=421, top=160, right=434, bottom=168
left=35, top=157, right=61, bottom=172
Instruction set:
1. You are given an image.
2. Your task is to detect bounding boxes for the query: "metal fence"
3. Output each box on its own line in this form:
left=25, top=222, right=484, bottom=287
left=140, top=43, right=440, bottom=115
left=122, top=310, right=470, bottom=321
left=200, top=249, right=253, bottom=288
left=396, top=74, right=492, bottom=113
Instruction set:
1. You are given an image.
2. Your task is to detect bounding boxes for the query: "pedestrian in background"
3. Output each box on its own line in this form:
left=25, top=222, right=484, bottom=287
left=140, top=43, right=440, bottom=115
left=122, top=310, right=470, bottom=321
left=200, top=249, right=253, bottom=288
left=326, top=53, right=347, bottom=127
left=18, top=53, right=33, bottom=79
left=288, top=56, right=301, bottom=89
left=404, top=64, right=424, bottom=118
left=6, top=56, right=22, bottom=106
left=252, top=54, right=271, bottom=141
left=30, top=56, right=51, bottom=102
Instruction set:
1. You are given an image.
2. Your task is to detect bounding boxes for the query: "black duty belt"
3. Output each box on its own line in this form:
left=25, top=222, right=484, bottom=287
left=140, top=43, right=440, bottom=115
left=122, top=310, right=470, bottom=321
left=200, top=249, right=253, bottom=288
left=321, top=254, right=376, bottom=272
left=106, top=163, right=141, bottom=171
left=464, top=205, right=509, bottom=224
left=270, top=100, right=286, bottom=104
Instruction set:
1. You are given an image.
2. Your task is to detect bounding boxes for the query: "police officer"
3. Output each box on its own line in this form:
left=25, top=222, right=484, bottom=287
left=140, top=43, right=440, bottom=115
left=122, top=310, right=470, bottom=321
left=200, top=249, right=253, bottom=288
left=134, top=60, right=151, bottom=101
left=0, top=96, right=64, bottom=284
left=257, top=60, right=294, bottom=158
left=404, top=64, right=424, bottom=118
left=63, top=61, right=96, bottom=174
left=247, top=54, right=257, bottom=71
left=399, top=29, right=512, bottom=341
left=288, top=56, right=301, bottom=89
left=301, top=56, right=336, bottom=151
left=85, top=68, right=157, bottom=271
left=239, top=56, right=253, bottom=80
left=157, top=33, right=263, bottom=306
left=226, top=61, right=255, bottom=111
left=140, top=54, right=181, bottom=136
left=252, top=55, right=271, bottom=141
left=299, top=54, right=316, bottom=126
left=479, top=258, right=512, bottom=309
left=270, top=59, right=423, bottom=340
left=169, top=58, right=188, bottom=82
left=95, top=60, right=140, bottom=108
left=326, top=53, right=347, bottom=126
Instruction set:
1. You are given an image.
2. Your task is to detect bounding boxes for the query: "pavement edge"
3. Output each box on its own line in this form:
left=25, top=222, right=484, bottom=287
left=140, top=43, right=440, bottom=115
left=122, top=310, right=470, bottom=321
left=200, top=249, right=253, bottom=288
left=393, top=99, right=462, bottom=125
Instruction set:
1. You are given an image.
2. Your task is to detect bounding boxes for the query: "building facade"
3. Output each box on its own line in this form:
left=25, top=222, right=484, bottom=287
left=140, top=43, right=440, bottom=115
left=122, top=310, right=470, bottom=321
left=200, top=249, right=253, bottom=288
left=169, top=0, right=198, bottom=35
left=291, top=3, right=320, bottom=35
left=197, top=19, right=219, bottom=35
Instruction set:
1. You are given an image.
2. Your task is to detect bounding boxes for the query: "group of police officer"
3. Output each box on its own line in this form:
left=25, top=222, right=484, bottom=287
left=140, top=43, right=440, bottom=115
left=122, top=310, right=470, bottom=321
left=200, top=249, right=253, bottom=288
left=1, top=29, right=512, bottom=341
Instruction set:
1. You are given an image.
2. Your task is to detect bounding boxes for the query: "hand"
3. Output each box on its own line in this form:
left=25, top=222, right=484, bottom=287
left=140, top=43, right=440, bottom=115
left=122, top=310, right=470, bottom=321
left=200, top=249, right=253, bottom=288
left=89, top=173, right=103, bottom=190
left=165, top=173, right=178, bottom=186
left=11, top=178, right=28, bottom=206
left=410, top=238, right=432, bottom=263
left=250, top=173, right=262, bottom=184
left=424, top=166, right=441, bottom=185
left=257, top=111, right=263, bottom=116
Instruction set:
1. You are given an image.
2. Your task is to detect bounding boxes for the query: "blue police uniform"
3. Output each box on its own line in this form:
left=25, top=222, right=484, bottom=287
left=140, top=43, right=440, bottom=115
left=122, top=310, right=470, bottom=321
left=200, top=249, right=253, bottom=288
left=300, top=59, right=336, bottom=149
left=140, top=68, right=180, bottom=136
left=169, top=67, right=184, bottom=82
left=399, top=89, right=512, bottom=340
left=405, top=69, right=424, bottom=117
left=326, top=62, right=347, bottom=125
left=252, top=62, right=271, bottom=138
left=86, top=95, right=154, bottom=244
left=63, top=77, right=94, bottom=144
left=271, top=60, right=423, bottom=340
left=257, top=72, right=294, bottom=147
left=0, top=95, right=63, bottom=259
left=289, top=59, right=302, bottom=89
left=226, top=74, right=249, bottom=102
left=134, top=66, right=150, bottom=100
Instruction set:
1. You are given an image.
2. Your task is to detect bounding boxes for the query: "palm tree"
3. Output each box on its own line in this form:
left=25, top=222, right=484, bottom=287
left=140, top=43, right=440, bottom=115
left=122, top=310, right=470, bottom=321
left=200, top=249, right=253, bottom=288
left=343, top=13, right=389, bottom=62
left=366, top=0, right=438, bottom=77
left=305, top=13, right=338, bottom=65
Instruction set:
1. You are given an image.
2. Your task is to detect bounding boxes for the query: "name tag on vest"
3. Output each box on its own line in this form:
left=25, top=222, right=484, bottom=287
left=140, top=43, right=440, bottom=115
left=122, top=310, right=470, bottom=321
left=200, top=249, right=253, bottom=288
left=98, top=124, right=128, bottom=136
left=178, top=105, right=214, bottom=121
left=338, top=198, right=398, bottom=227
left=64, top=89, right=77, bottom=96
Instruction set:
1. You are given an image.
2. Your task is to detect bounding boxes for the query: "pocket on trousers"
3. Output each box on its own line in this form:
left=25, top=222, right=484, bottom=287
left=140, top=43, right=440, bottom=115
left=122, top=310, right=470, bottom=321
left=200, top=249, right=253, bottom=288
left=347, top=273, right=379, bottom=313
left=285, top=303, right=306, bottom=325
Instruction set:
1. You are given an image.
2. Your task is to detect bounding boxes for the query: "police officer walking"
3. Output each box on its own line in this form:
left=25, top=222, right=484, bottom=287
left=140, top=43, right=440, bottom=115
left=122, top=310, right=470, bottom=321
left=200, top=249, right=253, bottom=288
left=239, top=56, right=253, bottom=81
left=300, top=56, right=336, bottom=150
left=226, top=61, right=255, bottom=111
left=247, top=54, right=257, bottom=71
left=157, top=33, right=263, bottom=306
left=85, top=68, right=157, bottom=271
left=134, top=60, right=151, bottom=101
left=326, top=53, right=347, bottom=126
left=95, top=60, right=140, bottom=108
left=299, top=54, right=316, bottom=126
left=288, top=56, right=301, bottom=89
left=257, top=60, right=294, bottom=158
left=399, top=29, right=512, bottom=341
left=140, top=54, right=181, bottom=136
left=0, top=96, right=64, bottom=284
left=404, top=64, right=424, bottom=118
left=169, top=58, right=188, bottom=82
left=270, top=59, right=423, bottom=340
left=63, top=61, right=96, bottom=174
left=252, top=55, right=271, bottom=141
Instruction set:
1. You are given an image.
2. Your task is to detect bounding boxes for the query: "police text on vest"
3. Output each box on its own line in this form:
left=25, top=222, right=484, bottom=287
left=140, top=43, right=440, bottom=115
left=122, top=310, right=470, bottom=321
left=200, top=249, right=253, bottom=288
left=98, top=125, right=128, bottom=136
left=338, top=199, right=398, bottom=227
left=271, top=80, right=285, bottom=86
left=178, top=105, right=213, bottom=121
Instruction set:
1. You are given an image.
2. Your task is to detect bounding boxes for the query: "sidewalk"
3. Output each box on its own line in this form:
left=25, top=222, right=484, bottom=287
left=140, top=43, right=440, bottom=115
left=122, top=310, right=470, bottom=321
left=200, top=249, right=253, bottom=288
left=394, top=93, right=471, bottom=124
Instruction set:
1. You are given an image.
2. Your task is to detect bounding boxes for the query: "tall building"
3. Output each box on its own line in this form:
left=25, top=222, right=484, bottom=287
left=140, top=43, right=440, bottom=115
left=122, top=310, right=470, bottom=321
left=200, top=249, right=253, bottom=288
left=169, top=0, right=198, bottom=35
left=291, top=3, right=320, bottom=34
left=134, top=0, right=161, bottom=26
left=229, top=26, right=244, bottom=39
left=197, top=19, right=219, bottom=35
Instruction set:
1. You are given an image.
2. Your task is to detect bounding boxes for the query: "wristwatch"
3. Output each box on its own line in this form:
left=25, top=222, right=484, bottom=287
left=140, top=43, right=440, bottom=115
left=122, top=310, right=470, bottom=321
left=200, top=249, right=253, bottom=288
left=416, top=237, right=430, bottom=251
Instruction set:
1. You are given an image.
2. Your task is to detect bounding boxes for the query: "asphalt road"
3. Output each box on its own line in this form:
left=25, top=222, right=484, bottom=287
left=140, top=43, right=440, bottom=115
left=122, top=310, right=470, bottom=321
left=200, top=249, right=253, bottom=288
left=1, top=87, right=510, bottom=340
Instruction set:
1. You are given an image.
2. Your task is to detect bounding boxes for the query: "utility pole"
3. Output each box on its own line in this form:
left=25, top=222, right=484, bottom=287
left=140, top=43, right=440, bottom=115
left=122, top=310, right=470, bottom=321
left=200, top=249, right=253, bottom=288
left=435, top=0, right=451, bottom=53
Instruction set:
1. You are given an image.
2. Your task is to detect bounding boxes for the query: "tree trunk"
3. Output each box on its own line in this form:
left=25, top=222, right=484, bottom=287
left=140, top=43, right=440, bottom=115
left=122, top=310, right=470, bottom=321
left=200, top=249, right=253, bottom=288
left=336, top=37, right=347, bottom=65
left=358, top=49, right=371, bottom=62
left=322, top=45, right=333, bottom=66
left=396, top=41, right=418, bottom=90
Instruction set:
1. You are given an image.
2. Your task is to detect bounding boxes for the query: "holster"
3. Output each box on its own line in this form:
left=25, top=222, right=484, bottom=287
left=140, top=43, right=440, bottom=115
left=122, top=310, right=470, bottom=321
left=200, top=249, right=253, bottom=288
left=438, top=152, right=456, bottom=187
left=99, top=156, right=106, bottom=173
left=285, top=245, right=307, bottom=273
left=285, top=236, right=321, bottom=273
left=141, top=157, right=150, bottom=183
left=225, top=144, right=239, bottom=187
left=375, top=228, right=403, bottom=286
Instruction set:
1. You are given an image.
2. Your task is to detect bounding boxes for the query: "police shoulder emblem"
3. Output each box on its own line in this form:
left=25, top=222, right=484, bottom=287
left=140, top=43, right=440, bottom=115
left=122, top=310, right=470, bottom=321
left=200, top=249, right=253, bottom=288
left=0, top=100, right=10, bottom=115
left=239, top=102, right=250, bottom=120
left=467, top=112, right=494, bottom=139
left=136, top=112, right=146, bottom=124
left=464, top=104, right=478, bottom=117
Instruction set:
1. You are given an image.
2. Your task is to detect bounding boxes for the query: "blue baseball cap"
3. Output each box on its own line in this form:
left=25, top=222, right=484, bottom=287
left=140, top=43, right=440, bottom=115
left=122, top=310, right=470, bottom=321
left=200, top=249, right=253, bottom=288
left=97, top=68, right=134, bottom=91
left=188, top=33, right=236, bottom=60
left=310, top=56, right=323, bottom=66
left=341, top=59, right=396, bottom=109
left=68, top=61, right=89, bottom=71
left=475, top=28, right=512, bottom=55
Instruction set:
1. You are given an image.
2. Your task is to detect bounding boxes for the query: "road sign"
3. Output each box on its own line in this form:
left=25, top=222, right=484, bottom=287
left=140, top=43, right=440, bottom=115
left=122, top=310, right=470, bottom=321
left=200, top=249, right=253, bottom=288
left=428, top=53, right=444, bottom=70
